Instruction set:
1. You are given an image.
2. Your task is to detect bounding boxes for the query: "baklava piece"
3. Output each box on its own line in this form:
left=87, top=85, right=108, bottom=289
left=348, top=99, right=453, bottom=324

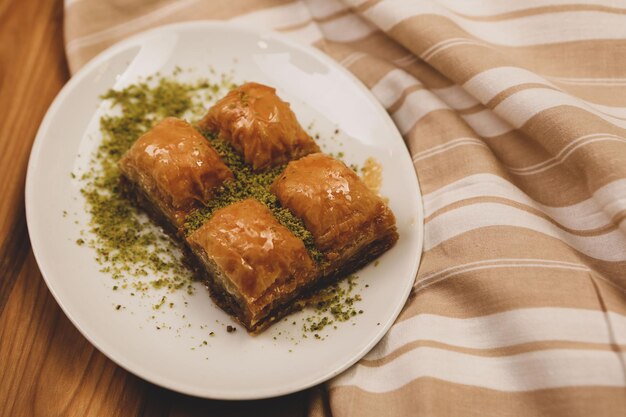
left=186, top=199, right=319, bottom=332
left=118, top=117, right=233, bottom=229
left=271, top=153, right=398, bottom=276
left=198, top=82, right=320, bottom=171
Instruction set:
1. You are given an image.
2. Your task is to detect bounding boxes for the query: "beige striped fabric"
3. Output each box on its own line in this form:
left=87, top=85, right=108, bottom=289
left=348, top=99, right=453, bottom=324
left=64, top=0, right=626, bottom=415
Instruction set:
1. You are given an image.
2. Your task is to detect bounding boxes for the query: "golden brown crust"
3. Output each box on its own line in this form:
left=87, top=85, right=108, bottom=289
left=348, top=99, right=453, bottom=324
left=118, top=117, right=233, bottom=226
left=186, top=199, right=318, bottom=326
left=271, top=153, right=398, bottom=257
left=198, top=82, right=320, bottom=171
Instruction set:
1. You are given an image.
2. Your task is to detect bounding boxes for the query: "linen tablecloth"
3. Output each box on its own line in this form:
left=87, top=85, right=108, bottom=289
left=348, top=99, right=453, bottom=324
left=63, top=1, right=626, bottom=415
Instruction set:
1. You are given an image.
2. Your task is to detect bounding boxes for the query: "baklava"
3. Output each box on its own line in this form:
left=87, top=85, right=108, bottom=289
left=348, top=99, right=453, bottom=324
left=118, top=117, right=232, bottom=229
left=271, top=153, right=398, bottom=276
left=198, top=82, right=320, bottom=170
left=119, top=83, right=398, bottom=333
left=186, top=199, right=318, bottom=331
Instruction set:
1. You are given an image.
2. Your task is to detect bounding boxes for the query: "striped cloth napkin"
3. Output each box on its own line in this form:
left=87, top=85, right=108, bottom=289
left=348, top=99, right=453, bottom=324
left=64, top=0, right=626, bottom=415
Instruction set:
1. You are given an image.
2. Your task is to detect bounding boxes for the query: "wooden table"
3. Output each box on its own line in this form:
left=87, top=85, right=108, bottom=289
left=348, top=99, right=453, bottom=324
left=0, top=1, right=311, bottom=415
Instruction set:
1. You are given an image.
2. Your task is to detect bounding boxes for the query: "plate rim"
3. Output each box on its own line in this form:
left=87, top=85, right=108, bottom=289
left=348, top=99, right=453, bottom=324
left=25, top=20, right=425, bottom=400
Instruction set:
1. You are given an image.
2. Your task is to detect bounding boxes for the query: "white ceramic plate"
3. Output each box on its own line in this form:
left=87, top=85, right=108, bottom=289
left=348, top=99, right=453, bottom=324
left=25, top=21, right=423, bottom=400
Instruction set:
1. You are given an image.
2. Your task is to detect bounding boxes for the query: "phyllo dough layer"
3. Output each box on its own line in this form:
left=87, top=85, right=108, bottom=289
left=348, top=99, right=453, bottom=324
left=271, top=153, right=398, bottom=270
left=118, top=117, right=233, bottom=227
left=198, top=82, right=320, bottom=171
left=186, top=198, right=318, bottom=331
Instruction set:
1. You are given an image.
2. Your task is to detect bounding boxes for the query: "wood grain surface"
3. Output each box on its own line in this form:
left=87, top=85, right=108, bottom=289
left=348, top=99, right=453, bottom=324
left=0, top=1, right=313, bottom=415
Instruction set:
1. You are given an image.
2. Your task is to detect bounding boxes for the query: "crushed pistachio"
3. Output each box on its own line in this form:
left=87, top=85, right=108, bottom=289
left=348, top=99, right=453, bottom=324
left=153, top=296, right=167, bottom=310
left=79, top=73, right=234, bottom=294
left=301, top=275, right=363, bottom=335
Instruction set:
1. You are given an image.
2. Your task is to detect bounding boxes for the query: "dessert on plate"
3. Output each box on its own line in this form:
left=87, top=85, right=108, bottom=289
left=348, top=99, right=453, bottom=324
left=118, top=82, right=398, bottom=332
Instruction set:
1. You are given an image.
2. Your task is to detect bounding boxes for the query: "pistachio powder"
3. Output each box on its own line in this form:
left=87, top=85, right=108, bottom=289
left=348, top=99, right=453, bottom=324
left=79, top=75, right=235, bottom=293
